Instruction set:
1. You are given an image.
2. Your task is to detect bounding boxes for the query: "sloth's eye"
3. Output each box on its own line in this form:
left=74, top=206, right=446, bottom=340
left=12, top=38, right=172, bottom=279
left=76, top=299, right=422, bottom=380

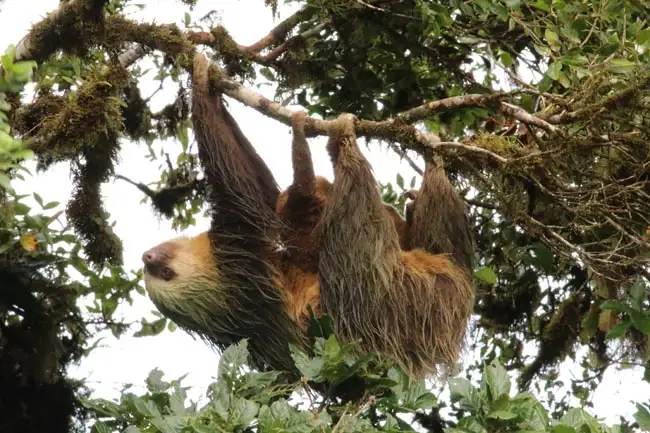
left=161, top=267, right=175, bottom=281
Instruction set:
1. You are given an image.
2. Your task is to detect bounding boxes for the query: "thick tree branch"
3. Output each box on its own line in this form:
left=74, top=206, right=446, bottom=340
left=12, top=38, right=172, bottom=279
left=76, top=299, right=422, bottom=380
left=13, top=0, right=108, bottom=63
left=8, top=2, right=558, bottom=148
left=7, top=3, right=546, bottom=166
left=7, top=0, right=650, bottom=290
left=499, top=102, right=558, bottom=133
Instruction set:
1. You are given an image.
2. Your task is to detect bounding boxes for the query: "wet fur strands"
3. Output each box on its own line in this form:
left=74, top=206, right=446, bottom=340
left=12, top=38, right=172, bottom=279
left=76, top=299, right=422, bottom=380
left=317, top=114, right=474, bottom=378
left=145, top=53, right=305, bottom=375
left=276, top=112, right=412, bottom=273
left=143, top=53, right=474, bottom=382
left=275, top=111, right=331, bottom=274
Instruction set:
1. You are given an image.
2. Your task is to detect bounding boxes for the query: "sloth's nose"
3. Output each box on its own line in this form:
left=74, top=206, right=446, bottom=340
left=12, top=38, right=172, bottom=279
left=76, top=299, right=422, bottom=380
left=142, top=250, right=156, bottom=264
left=142, top=245, right=171, bottom=267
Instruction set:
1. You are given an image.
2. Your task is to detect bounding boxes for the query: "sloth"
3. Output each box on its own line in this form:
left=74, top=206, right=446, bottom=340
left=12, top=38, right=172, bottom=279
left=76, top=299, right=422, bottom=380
left=276, top=110, right=410, bottom=273
left=141, top=53, right=474, bottom=380
left=273, top=111, right=413, bottom=326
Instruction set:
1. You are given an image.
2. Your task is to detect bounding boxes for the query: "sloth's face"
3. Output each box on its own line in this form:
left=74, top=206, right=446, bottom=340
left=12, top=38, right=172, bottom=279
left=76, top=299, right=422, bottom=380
left=142, top=231, right=220, bottom=317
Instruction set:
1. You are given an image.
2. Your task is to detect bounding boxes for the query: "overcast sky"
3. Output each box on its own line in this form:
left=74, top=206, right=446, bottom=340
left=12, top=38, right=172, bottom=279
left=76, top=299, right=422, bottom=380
left=1, top=0, right=648, bottom=426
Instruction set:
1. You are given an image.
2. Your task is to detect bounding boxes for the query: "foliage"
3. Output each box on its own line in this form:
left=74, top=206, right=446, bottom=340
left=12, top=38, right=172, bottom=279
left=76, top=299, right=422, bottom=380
left=1, top=0, right=650, bottom=432
left=82, top=337, right=644, bottom=433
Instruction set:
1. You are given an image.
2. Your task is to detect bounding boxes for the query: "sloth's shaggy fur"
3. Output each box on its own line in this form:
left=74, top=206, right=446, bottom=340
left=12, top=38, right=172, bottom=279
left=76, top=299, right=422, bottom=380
left=144, top=53, right=305, bottom=374
left=316, top=114, right=475, bottom=377
left=142, top=52, right=474, bottom=381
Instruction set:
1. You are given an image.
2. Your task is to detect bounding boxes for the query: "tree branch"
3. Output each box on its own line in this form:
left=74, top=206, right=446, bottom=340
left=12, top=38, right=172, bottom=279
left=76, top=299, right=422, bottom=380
left=387, top=142, right=424, bottom=176
left=13, top=0, right=108, bottom=63
left=398, top=93, right=558, bottom=134
left=6, top=3, right=535, bottom=166
left=240, top=4, right=318, bottom=53
left=187, top=20, right=330, bottom=64
left=7, top=2, right=558, bottom=147
left=499, top=102, right=558, bottom=133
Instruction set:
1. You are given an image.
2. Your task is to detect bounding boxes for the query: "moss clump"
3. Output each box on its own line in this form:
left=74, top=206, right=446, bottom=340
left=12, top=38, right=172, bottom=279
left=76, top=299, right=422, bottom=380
left=24, top=0, right=110, bottom=63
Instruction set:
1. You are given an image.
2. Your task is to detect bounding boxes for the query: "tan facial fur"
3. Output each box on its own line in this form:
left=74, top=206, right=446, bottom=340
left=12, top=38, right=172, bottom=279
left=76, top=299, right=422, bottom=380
left=142, top=231, right=222, bottom=311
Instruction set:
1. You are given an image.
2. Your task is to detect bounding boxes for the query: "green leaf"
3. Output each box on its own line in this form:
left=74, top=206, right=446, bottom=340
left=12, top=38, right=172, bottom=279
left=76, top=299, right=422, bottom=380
left=229, top=396, right=259, bottom=428
left=457, top=416, right=487, bottom=433
left=134, top=398, right=162, bottom=418
left=0, top=172, right=11, bottom=190
left=218, top=339, right=249, bottom=380
left=634, top=403, right=650, bottom=431
left=500, top=51, right=514, bottom=67
left=488, top=410, right=518, bottom=420
left=503, top=0, right=521, bottom=8
left=146, top=368, right=168, bottom=393
left=0, top=130, right=13, bottom=149
left=11, top=148, right=34, bottom=161
left=134, top=317, right=167, bottom=337
left=448, top=377, right=474, bottom=401
left=0, top=97, right=10, bottom=112
left=630, top=280, right=647, bottom=309
left=33, top=192, right=43, bottom=207
left=628, top=310, right=650, bottom=334
left=289, top=345, right=324, bottom=381
left=258, top=400, right=292, bottom=430
left=638, top=29, right=650, bottom=45
left=530, top=243, right=554, bottom=272
left=1, top=48, right=14, bottom=71
left=558, top=71, right=571, bottom=88
left=13, top=202, right=30, bottom=215
left=150, top=415, right=183, bottom=433
left=606, top=321, right=631, bottom=339
left=11, top=61, right=36, bottom=80
left=484, top=359, right=510, bottom=401
left=551, top=426, right=577, bottom=433
left=545, top=29, right=560, bottom=44
left=547, top=61, right=563, bottom=80
left=396, top=173, right=404, bottom=189
left=608, top=59, right=637, bottom=74
left=560, top=408, right=599, bottom=432
left=91, top=421, right=111, bottom=433
left=474, top=266, right=497, bottom=285
left=600, top=300, right=633, bottom=314
left=177, top=126, right=189, bottom=151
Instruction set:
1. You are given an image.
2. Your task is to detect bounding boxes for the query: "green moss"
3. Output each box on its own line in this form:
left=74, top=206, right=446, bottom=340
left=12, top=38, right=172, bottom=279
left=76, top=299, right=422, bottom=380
left=25, top=0, right=109, bottom=62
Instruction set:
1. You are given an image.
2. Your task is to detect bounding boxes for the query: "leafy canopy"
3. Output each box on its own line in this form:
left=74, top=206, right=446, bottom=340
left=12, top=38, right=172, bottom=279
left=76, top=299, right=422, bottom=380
left=1, top=0, right=650, bottom=432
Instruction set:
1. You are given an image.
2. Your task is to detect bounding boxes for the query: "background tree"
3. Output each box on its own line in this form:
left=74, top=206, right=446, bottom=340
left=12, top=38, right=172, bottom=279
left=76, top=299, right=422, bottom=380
left=1, top=0, right=650, bottom=432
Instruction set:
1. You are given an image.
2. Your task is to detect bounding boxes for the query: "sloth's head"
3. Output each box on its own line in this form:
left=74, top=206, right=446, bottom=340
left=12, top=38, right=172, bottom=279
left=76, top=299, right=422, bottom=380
left=141, top=231, right=305, bottom=371
left=275, top=175, right=332, bottom=213
left=141, top=232, right=224, bottom=334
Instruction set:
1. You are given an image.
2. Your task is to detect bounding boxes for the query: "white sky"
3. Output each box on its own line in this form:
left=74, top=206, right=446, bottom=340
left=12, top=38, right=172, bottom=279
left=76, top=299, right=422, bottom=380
left=1, top=0, right=648, bottom=427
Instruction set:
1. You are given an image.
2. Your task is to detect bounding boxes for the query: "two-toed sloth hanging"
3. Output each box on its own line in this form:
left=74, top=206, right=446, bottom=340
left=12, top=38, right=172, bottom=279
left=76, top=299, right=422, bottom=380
left=141, top=53, right=474, bottom=381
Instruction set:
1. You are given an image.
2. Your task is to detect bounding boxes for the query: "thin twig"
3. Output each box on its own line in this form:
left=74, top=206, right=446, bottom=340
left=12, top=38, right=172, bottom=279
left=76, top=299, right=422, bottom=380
left=387, top=142, right=424, bottom=175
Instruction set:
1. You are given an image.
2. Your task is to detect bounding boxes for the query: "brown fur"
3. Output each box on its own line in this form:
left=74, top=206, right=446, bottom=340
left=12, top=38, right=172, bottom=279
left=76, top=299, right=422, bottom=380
left=274, top=113, right=414, bottom=332
left=316, top=113, right=474, bottom=378
left=275, top=112, right=411, bottom=275
left=142, top=53, right=473, bottom=381
left=142, top=53, right=306, bottom=376
left=274, top=111, right=331, bottom=273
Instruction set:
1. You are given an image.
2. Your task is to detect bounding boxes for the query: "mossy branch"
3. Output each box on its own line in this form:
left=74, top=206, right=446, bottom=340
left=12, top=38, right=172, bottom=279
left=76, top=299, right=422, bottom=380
left=12, top=0, right=109, bottom=65
left=7, top=0, right=650, bottom=284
